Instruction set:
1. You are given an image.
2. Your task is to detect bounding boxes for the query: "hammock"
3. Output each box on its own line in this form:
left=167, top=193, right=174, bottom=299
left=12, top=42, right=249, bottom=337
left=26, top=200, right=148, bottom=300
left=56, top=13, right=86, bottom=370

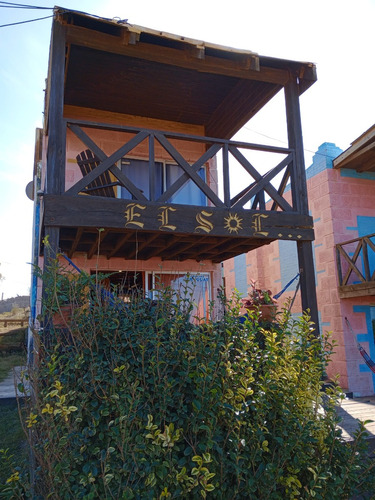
left=345, top=317, right=375, bottom=374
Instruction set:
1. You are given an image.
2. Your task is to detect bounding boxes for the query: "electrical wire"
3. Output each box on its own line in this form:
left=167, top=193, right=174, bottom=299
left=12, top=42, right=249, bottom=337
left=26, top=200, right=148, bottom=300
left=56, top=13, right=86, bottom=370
left=0, top=1, right=53, bottom=27
left=0, top=13, right=53, bottom=27
left=243, top=125, right=337, bottom=159
left=0, top=1, right=51, bottom=8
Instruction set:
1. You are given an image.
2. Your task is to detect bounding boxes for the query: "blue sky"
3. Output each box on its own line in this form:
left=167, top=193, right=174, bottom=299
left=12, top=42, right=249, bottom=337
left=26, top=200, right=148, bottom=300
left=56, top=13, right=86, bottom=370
left=0, top=0, right=374, bottom=299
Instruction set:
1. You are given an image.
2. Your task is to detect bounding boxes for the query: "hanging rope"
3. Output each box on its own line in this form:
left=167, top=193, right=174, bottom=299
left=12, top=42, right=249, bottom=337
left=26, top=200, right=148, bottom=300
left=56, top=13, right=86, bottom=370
left=273, top=272, right=300, bottom=300
left=345, top=317, right=375, bottom=374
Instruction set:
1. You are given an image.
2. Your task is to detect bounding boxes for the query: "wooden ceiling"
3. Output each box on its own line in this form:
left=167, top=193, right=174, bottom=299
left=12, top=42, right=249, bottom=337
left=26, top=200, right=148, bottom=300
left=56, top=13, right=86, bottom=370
left=55, top=226, right=272, bottom=264
left=59, top=8, right=317, bottom=139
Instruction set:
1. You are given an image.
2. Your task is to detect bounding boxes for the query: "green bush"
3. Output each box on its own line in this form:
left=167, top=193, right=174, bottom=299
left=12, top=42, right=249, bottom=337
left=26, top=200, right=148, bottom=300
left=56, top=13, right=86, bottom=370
left=3, top=264, right=375, bottom=499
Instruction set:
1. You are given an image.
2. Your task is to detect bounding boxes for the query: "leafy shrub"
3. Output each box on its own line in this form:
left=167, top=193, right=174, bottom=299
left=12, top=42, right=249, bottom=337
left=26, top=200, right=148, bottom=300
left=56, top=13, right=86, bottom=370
left=3, top=263, right=375, bottom=499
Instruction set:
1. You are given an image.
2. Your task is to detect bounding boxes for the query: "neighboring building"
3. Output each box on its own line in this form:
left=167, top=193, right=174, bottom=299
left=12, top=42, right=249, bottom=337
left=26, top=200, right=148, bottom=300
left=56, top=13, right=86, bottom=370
left=29, top=9, right=318, bottom=355
left=224, top=126, right=375, bottom=396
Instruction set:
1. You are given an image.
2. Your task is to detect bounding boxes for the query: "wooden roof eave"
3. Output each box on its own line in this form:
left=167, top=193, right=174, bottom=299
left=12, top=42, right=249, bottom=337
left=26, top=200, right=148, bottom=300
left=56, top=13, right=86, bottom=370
left=45, top=8, right=317, bottom=141
left=62, top=23, right=288, bottom=87
left=333, top=124, right=375, bottom=172
left=54, top=7, right=316, bottom=91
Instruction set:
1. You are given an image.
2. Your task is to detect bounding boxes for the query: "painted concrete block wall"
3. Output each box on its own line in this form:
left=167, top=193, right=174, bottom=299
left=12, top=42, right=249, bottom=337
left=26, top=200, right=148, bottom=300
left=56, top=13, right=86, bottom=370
left=223, top=142, right=375, bottom=395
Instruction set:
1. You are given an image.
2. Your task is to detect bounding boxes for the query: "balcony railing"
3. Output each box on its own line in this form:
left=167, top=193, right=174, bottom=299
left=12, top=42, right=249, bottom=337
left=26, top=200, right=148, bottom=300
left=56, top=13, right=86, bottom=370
left=63, top=119, right=298, bottom=212
left=336, top=233, right=375, bottom=298
left=41, top=118, right=314, bottom=259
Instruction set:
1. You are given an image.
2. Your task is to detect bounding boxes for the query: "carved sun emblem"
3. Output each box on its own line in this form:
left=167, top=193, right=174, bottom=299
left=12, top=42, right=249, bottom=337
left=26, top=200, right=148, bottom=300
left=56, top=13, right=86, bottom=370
left=224, top=213, right=243, bottom=234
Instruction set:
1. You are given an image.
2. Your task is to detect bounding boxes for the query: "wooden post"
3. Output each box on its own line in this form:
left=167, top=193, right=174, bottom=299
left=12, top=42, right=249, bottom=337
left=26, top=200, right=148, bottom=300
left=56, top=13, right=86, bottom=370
left=40, top=16, right=67, bottom=364
left=285, top=76, right=320, bottom=337
left=44, top=16, right=66, bottom=260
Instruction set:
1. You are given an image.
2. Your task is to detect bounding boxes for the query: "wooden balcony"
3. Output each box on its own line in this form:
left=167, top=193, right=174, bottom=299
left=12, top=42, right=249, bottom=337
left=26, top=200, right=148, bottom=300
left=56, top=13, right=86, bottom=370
left=40, top=119, right=314, bottom=262
left=336, top=233, right=375, bottom=298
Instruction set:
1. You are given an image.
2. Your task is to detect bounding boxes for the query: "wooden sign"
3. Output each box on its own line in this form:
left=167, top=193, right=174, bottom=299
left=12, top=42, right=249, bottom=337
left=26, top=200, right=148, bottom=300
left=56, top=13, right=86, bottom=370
left=43, top=195, right=314, bottom=241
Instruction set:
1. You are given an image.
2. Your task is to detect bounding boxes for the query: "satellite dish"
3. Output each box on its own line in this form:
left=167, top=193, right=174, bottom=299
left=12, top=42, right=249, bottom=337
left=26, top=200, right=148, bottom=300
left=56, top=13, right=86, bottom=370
left=25, top=181, right=34, bottom=201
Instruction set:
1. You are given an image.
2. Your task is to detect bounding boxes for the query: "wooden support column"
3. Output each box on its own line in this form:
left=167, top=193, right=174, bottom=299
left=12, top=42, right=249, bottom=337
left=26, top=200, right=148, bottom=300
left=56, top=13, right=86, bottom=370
left=45, top=16, right=66, bottom=261
left=285, top=76, right=320, bottom=337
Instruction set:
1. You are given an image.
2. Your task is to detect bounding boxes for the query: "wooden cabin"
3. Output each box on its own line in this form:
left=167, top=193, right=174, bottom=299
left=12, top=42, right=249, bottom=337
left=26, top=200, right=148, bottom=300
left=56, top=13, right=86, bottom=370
left=31, top=7, right=319, bottom=325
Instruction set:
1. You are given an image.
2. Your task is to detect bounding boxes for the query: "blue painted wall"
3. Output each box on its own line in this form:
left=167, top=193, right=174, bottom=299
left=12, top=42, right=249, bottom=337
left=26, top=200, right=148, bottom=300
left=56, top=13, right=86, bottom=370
left=234, top=253, right=248, bottom=296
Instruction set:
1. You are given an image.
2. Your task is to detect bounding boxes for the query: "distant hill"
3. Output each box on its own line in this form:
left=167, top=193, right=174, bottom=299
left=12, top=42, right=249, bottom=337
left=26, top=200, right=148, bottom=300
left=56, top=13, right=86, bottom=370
left=0, top=296, right=29, bottom=314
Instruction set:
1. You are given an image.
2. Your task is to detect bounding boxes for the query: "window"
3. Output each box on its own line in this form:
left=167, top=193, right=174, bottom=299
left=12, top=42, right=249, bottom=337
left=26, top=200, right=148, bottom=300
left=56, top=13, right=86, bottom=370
left=93, top=270, right=144, bottom=302
left=146, top=271, right=211, bottom=319
left=120, top=158, right=207, bottom=205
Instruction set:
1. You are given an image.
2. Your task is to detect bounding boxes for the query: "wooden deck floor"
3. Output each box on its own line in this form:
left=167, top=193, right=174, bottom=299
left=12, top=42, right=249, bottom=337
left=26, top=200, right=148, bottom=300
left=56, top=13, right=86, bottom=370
left=337, top=396, right=375, bottom=443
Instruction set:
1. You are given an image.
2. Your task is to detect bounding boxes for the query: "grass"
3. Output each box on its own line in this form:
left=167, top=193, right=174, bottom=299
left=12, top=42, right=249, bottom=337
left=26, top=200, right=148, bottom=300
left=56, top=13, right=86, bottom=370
left=0, top=399, right=28, bottom=485
left=0, top=327, right=26, bottom=348
left=0, top=354, right=27, bottom=383
left=0, top=326, right=29, bottom=489
left=0, top=327, right=27, bottom=382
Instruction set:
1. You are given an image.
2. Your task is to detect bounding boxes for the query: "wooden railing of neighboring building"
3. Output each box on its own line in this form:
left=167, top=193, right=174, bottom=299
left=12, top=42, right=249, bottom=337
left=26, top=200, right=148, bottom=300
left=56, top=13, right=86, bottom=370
left=336, top=233, right=375, bottom=299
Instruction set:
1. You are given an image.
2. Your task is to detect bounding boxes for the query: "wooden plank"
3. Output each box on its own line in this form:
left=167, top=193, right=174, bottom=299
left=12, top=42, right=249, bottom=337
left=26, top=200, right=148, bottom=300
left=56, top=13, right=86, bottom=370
left=222, top=144, right=230, bottom=207
left=333, top=141, right=375, bottom=170
left=362, top=240, right=371, bottom=281
left=270, top=165, right=291, bottom=211
left=340, top=241, right=365, bottom=285
left=333, top=126, right=375, bottom=169
left=336, top=246, right=343, bottom=286
left=106, top=233, right=133, bottom=259
left=43, top=194, right=314, bottom=241
left=155, top=133, right=225, bottom=207
left=68, top=124, right=147, bottom=200
left=69, top=227, right=84, bottom=257
left=148, top=134, right=156, bottom=202
left=338, top=282, right=375, bottom=299
left=337, top=232, right=375, bottom=247
left=0, top=319, right=28, bottom=328
left=229, top=148, right=293, bottom=211
left=65, top=129, right=149, bottom=199
left=157, top=143, right=222, bottom=203
left=127, top=233, right=160, bottom=260
left=67, top=119, right=293, bottom=155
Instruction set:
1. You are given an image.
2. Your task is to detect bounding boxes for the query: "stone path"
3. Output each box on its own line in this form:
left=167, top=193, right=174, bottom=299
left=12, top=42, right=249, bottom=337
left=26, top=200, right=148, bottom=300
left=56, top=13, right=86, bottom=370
left=337, top=396, right=375, bottom=444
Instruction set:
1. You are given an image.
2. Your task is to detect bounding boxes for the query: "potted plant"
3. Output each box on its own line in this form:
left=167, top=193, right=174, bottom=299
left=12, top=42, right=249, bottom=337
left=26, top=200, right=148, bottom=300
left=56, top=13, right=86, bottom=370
left=240, top=280, right=277, bottom=321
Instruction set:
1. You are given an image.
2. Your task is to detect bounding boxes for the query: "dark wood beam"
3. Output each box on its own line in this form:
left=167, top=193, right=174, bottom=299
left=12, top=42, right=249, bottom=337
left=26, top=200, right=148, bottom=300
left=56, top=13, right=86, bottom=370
left=87, top=229, right=110, bottom=260
left=229, top=148, right=293, bottom=211
left=43, top=194, right=314, bottom=241
left=69, top=227, right=84, bottom=257
left=155, top=133, right=224, bottom=207
left=107, top=233, right=133, bottom=259
left=44, top=18, right=66, bottom=270
left=285, top=76, right=319, bottom=336
left=127, top=233, right=160, bottom=260
left=46, top=18, right=66, bottom=196
left=65, top=127, right=149, bottom=199
left=338, top=282, right=375, bottom=299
